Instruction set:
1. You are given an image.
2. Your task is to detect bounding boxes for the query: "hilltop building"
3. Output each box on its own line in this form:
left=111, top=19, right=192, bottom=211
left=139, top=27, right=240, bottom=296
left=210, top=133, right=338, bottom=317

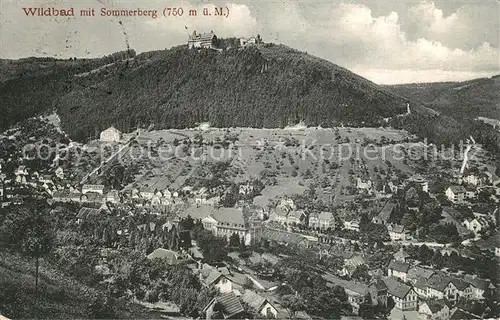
left=188, top=30, right=217, bottom=49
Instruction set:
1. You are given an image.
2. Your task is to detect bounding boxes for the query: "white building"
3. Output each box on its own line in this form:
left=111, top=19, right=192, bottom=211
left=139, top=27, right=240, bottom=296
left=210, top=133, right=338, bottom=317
left=384, top=277, right=418, bottom=310
left=387, top=224, right=406, bottom=241
left=387, top=260, right=410, bottom=282
left=202, top=208, right=251, bottom=245
left=408, top=174, right=429, bottom=193
left=100, top=127, right=122, bottom=142
left=445, top=186, right=466, bottom=203
left=82, top=184, right=105, bottom=195
left=188, top=30, right=217, bottom=49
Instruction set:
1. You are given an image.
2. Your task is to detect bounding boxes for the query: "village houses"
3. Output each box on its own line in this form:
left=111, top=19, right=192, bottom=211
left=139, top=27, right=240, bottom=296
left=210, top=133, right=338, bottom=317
left=445, top=186, right=466, bottom=204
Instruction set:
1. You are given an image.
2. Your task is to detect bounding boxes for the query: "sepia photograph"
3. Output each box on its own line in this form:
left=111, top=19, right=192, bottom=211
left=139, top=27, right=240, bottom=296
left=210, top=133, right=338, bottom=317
left=0, top=0, right=499, bottom=319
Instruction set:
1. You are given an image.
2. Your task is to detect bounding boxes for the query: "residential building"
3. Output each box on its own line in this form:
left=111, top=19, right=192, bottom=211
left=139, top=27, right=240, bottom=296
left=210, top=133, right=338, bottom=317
left=82, top=184, right=105, bottom=195
left=408, top=174, right=429, bottom=193
left=387, top=260, right=410, bottom=282
left=357, top=178, right=373, bottom=194
left=418, top=300, right=450, bottom=320
left=199, top=264, right=233, bottom=293
left=55, top=167, right=64, bottom=179
left=270, top=206, right=289, bottom=225
left=203, top=292, right=244, bottom=319
left=463, top=217, right=489, bottom=236
left=286, top=210, right=306, bottom=225
left=344, top=219, right=360, bottom=232
left=239, top=36, right=260, bottom=48
left=463, top=275, right=493, bottom=299
left=394, top=248, right=411, bottom=262
left=387, top=224, right=406, bottom=241
left=99, top=126, right=122, bottom=142
left=372, top=201, right=396, bottom=225
left=239, top=183, right=254, bottom=196
left=188, top=30, right=217, bottom=49
left=425, top=274, right=459, bottom=301
left=445, top=186, right=466, bottom=203
left=241, top=289, right=278, bottom=318
left=309, top=211, right=335, bottom=230
left=383, top=277, right=418, bottom=310
left=407, top=266, right=434, bottom=284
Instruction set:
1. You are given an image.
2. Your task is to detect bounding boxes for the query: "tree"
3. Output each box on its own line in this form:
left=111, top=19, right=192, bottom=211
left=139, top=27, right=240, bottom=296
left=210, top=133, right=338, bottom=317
left=281, top=294, right=305, bottom=319
left=0, top=201, right=54, bottom=303
left=229, top=233, right=241, bottom=248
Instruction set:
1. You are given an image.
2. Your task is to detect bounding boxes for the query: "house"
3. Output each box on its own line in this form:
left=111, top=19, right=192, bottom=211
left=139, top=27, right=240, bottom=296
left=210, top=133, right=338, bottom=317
left=369, top=279, right=388, bottom=306
left=424, top=274, right=460, bottom=301
left=82, top=184, right=105, bottom=195
left=286, top=210, right=306, bottom=225
left=407, top=266, right=434, bottom=284
left=106, top=190, right=120, bottom=203
left=100, top=126, right=121, bottom=142
left=188, top=30, right=217, bottom=49
left=356, top=178, right=373, bottom=194
left=344, top=219, right=360, bottom=232
left=418, top=300, right=450, bottom=320
left=202, top=208, right=251, bottom=245
left=239, top=183, right=254, bottom=196
left=15, top=165, right=28, bottom=176
left=309, top=211, right=335, bottom=230
left=147, top=248, right=178, bottom=265
left=445, top=186, right=466, bottom=203
left=239, top=36, right=260, bottom=48
left=323, top=276, right=370, bottom=314
left=240, top=289, right=278, bottom=318
left=387, top=224, right=406, bottom=241
left=341, top=254, right=367, bottom=276
left=270, top=206, right=289, bottom=224
left=463, top=217, right=489, bottom=236
left=373, top=202, right=396, bottom=225
left=55, top=167, right=64, bottom=179
left=408, top=174, right=429, bottom=193
left=383, top=277, right=418, bottom=310
left=393, top=248, right=411, bottom=263
left=463, top=274, right=493, bottom=299
left=199, top=264, right=233, bottom=293
left=140, top=187, right=156, bottom=199
left=203, top=292, right=244, bottom=319
left=387, top=260, right=410, bottom=282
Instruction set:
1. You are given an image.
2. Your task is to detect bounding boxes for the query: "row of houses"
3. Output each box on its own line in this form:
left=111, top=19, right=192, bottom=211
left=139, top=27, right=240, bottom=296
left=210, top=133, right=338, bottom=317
left=387, top=258, right=493, bottom=302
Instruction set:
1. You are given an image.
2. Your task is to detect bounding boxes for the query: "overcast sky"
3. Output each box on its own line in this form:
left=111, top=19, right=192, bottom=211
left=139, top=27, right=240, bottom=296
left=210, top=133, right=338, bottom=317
left=0, top=0, right=498, bottom=84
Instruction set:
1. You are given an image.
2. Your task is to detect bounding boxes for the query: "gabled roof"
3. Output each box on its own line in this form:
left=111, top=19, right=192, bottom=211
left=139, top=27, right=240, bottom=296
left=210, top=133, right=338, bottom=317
left=422, top=300, right=448, bottom=314
left=448, top=185, right=466, bottom=194
left=463, top=275, right=492, bottom=291
left=241, top=289, right=269, bottom=312
left=377, top=202, right=396, bottom=222
left=388, top=260, right=410, bottom=273
left=76, top=207, right=101, bottom=219
left=426, top=273, right=453, bottom=292
left=189, top=31, right=216, bottom=41
left=200, top=264, right=228, bottom=286
left=287, top=210, right=305, bottom=219
left=318, top=211, right=333, bottom=221
left=384, top=277, right=413, bottom=299
left=261, top=228, right=308, bottom=245
left=204, top=293, right=244, bottom=319
left=147, top=248, right=178, bottom=265
left=408, top=266, right=434, bottom=281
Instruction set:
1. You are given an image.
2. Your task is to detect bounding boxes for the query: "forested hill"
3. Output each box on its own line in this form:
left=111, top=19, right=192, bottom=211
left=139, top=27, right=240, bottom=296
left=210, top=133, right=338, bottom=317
left=384, top=75, right=500, bottom=121
left=0, top=43, right=471, bottom=145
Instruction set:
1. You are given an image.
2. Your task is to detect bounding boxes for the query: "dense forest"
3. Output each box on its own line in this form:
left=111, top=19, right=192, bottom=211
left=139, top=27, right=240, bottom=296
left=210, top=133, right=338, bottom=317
left=0, top=42, right=497, bottom=152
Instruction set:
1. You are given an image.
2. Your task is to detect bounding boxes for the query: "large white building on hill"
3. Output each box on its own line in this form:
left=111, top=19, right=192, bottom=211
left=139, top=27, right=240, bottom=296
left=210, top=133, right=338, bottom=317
left=100, top=126, right=122, bottom=142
